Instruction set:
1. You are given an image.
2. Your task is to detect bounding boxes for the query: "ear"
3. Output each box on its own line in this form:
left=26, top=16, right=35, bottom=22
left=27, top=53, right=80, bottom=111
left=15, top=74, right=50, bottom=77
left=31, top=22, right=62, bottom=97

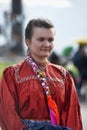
left=25, top=39, right=31, bottom=47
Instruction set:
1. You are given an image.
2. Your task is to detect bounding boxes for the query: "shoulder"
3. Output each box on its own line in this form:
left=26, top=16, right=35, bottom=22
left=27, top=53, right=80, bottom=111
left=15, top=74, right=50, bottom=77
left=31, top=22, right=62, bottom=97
left=47, top=63, right=68, bottom=77
left=2, top=61, right=25, bottom=78
left=47, top=63, right=74, bottom=82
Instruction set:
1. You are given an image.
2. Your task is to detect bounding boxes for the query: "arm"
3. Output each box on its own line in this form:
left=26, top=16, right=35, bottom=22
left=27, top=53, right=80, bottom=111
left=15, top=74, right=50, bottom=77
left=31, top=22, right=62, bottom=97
left=0, top=67, right=26, bottom=130
left=61, top=72, right=83, bottom=130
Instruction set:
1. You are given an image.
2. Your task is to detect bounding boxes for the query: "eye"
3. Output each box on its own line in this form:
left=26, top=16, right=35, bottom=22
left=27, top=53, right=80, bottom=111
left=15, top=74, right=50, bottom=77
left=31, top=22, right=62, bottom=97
left=48, top=38, right=54, bottom=42
left=38, top=37, right=45, bottom=42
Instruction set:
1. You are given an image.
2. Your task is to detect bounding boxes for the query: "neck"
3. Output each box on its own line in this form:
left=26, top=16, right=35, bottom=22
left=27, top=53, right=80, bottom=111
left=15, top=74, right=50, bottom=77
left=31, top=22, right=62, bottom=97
left=30, top=53, right=49, bottom=66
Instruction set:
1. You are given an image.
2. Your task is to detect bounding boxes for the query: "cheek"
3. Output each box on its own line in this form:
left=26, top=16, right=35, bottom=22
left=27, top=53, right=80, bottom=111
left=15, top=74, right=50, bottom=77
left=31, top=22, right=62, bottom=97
left=31, top=44, right=40, bottom=51
left=50, top=43, right=54, bottom=49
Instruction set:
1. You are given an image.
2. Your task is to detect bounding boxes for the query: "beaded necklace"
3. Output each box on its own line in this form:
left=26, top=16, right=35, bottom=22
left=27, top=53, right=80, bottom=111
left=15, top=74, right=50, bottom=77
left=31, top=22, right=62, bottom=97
left=26, top=54, right=60, bottom=125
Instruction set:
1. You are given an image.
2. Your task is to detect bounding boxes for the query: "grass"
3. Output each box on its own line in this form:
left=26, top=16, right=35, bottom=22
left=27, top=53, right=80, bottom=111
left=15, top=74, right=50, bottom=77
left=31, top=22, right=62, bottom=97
left=0, top=56, right=24, bottom=79
left=0, top=62, right=14, bottom=79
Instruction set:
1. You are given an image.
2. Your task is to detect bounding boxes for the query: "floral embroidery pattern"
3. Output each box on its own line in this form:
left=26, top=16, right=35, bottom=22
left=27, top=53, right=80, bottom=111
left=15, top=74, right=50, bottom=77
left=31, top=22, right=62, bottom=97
left=14, top=65, right=65, bottom=85
left=26, top=54, right=60, bottom=125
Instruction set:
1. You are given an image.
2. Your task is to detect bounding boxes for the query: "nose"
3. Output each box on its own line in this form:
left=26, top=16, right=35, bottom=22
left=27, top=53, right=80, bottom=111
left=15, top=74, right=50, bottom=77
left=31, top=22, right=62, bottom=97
left=44, top=40, right=50, bottom=47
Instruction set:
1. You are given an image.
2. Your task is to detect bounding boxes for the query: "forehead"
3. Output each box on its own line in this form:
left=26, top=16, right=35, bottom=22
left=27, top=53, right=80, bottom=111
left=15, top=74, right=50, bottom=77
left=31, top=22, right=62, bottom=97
left=32, top=27, right=55, bottom=37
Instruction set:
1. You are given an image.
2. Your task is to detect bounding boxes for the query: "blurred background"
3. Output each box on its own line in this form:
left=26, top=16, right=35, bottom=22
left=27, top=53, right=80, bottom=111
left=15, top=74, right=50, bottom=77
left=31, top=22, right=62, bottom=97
left=0, top=0, right=87, bottom=129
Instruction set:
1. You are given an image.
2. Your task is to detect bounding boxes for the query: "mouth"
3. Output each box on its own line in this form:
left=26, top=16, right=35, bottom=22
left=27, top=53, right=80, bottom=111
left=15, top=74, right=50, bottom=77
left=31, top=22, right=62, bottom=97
left=41, top=48, right=50, bottom=51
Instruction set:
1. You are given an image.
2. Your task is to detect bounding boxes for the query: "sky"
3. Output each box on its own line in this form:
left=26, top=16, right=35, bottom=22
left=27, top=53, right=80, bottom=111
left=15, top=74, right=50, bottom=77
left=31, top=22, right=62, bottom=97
left=0, top=0, right=87, bottom=54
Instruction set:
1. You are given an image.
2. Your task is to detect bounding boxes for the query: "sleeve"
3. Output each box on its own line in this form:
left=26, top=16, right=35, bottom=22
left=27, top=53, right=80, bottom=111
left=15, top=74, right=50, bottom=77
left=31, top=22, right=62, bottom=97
left=61, top=71, right=83, bottom=130
left=0, top=67, right=26, bottom=130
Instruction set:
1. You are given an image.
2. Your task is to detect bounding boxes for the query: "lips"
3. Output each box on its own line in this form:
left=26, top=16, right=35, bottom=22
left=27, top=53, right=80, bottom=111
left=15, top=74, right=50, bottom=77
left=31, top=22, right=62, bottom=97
left=41, top=48, right=50, bottom=51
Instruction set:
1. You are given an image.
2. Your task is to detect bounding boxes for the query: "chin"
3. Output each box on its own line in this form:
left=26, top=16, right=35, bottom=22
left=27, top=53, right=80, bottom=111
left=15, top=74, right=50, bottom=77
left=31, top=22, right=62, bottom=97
left=39, top=52, right=51, bottom=58
left=41, top=54, right=50, bottom=58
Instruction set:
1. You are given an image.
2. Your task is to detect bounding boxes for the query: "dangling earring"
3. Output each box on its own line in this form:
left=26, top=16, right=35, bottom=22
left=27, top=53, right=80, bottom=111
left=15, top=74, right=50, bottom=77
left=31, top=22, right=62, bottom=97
left=27, top=48, right=30, bottom=55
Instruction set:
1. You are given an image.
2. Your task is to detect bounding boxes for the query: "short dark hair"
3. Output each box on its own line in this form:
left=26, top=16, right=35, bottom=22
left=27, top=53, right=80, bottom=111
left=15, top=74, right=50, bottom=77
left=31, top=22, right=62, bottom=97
left=25, top=18, right=54, bottom=40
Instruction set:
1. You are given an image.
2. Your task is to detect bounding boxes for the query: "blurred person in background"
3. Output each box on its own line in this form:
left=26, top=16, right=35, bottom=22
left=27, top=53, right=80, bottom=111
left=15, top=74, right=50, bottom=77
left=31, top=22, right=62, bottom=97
left=72, top=44, right=87, bottom=92
left=0, top=18, right=82, bottom=130
left=49, top=51, right=61, bottom=65
left=65, top=60, right=81, bottom=96
left=61, top=46, right=82, bottom=97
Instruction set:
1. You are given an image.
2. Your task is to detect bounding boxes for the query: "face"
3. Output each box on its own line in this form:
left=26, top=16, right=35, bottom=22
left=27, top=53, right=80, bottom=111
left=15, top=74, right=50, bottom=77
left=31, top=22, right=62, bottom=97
left=26, top=27, right=55, bottom=61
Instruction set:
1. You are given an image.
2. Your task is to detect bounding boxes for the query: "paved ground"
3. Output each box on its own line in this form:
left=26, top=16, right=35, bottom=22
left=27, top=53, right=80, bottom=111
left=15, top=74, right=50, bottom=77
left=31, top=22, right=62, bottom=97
left=79, top=83, right=87, bottom=130
left=80, top=99, right=87, bottom=130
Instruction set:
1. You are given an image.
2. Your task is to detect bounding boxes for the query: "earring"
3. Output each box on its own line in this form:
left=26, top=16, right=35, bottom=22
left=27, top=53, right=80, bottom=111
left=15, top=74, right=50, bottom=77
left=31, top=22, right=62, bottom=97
left=27, top=48, right=30, bottom=54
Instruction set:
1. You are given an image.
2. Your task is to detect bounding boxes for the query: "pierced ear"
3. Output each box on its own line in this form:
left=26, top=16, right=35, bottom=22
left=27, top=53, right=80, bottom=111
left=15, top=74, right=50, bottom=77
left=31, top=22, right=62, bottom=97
left=25, top=39, right=30, bottom=47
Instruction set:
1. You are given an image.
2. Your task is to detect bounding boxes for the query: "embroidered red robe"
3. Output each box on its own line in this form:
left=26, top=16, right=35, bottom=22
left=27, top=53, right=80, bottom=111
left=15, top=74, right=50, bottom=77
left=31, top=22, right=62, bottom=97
left=0, top=59, right=83, bottom=130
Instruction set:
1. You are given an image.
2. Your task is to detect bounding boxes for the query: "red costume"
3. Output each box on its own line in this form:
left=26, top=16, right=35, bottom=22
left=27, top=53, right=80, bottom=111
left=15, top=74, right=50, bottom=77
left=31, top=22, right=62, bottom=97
left=0, top=57, right=82, bottom=130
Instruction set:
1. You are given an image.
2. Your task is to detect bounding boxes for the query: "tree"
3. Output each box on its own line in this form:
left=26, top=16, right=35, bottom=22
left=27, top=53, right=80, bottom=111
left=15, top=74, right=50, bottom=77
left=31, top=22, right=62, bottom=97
left=11, top=0, right=24, bottom=55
